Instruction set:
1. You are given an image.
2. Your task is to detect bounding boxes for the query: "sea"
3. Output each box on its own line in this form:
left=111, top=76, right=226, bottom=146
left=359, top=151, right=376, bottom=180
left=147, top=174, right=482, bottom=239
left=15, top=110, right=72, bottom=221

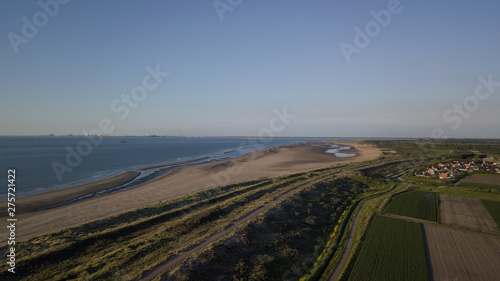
left=0, top=136, right=349, bottom=200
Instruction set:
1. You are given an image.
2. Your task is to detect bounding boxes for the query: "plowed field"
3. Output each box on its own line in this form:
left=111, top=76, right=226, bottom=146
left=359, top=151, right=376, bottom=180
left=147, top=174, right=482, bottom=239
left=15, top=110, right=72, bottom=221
left=424, top=224, right=500, bottom=281
left=439, top=194, right=500, bottom=234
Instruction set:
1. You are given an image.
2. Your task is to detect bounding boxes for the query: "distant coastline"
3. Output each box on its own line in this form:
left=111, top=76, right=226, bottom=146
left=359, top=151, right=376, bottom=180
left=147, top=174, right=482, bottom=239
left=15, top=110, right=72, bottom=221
left=2, top=136, right=333, bottom=200
left=0, top=140, right=380, bottom=244
left=1, top=142, right=357, bottom=215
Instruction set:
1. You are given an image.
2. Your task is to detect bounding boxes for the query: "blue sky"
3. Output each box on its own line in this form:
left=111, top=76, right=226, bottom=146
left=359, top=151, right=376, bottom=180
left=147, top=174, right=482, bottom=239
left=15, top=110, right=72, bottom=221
left=1, top=0, right=499, bottom=138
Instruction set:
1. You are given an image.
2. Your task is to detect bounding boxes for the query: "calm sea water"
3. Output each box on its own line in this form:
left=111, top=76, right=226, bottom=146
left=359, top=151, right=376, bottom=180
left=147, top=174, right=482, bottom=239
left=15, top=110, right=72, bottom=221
left=0, top=136, right=335, bottom=200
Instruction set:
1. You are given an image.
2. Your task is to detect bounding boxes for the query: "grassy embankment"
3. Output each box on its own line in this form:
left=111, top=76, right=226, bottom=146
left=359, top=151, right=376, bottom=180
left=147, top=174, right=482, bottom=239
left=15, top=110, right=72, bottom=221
left=317, top=184, right=402, bottom=281
left=336, top=139, right=500, bottom=281
left=1, top=169, right=340, bottom=280
left=163, top=177, right=368, bottom=280
left=4, top=139, right=499, bottom=280
left=2, top=158, right=393, bottom=280
left=460, top=182, right=500, bottom=190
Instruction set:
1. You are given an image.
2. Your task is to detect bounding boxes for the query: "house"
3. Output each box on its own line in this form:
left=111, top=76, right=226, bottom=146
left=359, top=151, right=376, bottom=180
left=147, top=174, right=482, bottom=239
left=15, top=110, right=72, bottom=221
left=415, top=160, right=485, bottom=179
left=439, top=174, right=448, bottom=179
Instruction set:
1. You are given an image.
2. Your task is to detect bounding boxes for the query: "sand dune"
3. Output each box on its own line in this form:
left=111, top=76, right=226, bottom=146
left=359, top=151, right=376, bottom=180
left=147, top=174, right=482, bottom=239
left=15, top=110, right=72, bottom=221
left=0, top=141, right=380, bottom=244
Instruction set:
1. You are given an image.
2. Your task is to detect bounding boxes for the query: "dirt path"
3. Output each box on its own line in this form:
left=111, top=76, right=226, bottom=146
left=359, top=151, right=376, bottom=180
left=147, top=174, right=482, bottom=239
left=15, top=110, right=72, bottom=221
left=141, top=161, right=395, bottom=281
left=328, top=186, right=407, bottom=281
left=140, top=200, right=277, bottom=281
left=140, top=170, right=343, bottom=281
left=381, top=213, right=439, bottom=225
left=3, top=142, right=381, bottom=245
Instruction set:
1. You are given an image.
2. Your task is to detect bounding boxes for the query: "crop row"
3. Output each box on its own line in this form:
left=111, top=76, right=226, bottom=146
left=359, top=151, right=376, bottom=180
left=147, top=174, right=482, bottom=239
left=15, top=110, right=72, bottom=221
left=346, top=215, right=429, bottom=281
left=481, top=200, right=500, bottom=230
left=460, top=182, right=500, bottom=191
left=384, top=191, right=438, bottom=222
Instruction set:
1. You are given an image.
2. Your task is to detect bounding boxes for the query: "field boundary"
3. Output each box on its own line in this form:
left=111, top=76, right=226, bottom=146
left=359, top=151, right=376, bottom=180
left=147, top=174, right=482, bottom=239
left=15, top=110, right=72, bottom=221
left=381, top=213, right=500, bottom=237
left=481, top=200, right=500, bottom=231
left=440, top=193, right=500, bottom=235
left=343, top=215, right=429, bottom=281
left=326, top=185, right=408, bottom=281
left=421, top=224, right=434, bottom=281
left=460, top=181, right=500, bottom=190
left=423, top=222, right=500, bottom=281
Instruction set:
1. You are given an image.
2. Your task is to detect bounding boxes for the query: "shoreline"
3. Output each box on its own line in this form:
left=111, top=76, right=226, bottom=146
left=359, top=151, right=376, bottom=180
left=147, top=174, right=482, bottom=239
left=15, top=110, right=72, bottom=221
left=0, top=157, right=216, bottom=215
left=0, top=141, right=380, bottom=244
left=137, top=157, right=211, bottom=171
left=0, top=171, right=141, bottom=218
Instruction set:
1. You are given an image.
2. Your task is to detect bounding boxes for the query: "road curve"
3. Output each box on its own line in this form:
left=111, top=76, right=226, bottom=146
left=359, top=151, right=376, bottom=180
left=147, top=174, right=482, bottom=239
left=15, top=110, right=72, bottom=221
left=328, top=186, right=407, bottom=281
left=141, top=162, right=396, bottom=281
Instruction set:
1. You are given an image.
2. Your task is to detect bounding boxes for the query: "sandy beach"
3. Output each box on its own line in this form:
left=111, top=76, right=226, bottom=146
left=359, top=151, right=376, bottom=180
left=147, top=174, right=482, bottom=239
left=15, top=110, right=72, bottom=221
left=0, top=141, right=380, bottom=244
left=0, top=171, right=140, bottom=218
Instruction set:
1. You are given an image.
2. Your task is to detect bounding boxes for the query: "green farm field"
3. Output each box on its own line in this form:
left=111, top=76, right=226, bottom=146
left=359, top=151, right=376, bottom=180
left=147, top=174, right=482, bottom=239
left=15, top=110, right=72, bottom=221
left=481, top=200, right=500, bottom=230
left=460, top=174, right=500, bottom=190
left=463, top=174, right=500, bottom=185
left=384, top=191, right=438, bottom=222
left=347, top=216, right=429, bottom=281
left=460, top=182, right=500, bottom=190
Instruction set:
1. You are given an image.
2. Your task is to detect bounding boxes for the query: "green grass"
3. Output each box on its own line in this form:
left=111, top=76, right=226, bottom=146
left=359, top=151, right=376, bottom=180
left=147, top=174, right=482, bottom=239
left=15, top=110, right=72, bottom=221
left=420, top=186, right=500, bottom=202
left=347, top=216, right=429, bottom=281
left=460, top=182, right=500, bottom=190
left=331, top=185, right=404, bottom=281
left=2, top=172, right=325, bottom=281
left=481, top=200, right=500, bottom=230
left=163, top=177, right=367, bottom=280
left=384, top=191, right=438, bottom=221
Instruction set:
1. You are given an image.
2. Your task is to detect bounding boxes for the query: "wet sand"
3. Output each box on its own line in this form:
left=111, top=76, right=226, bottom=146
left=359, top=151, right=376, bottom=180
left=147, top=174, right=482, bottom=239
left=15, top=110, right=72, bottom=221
left=137, top=157, right=211, bottom=171
left=0, top=141, right=380, bottom=244
left=0, top=171, right=140, bottom=218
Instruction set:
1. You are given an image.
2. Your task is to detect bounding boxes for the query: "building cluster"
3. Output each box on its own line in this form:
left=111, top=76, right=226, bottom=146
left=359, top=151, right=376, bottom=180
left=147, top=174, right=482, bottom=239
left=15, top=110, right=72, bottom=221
left=415, top=160, right=499, bottom=179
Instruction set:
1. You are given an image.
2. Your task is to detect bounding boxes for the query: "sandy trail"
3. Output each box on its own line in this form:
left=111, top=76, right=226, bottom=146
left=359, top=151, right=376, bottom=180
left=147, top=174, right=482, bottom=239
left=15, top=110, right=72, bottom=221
left=0, top=141, right=380, bottom=244
left=140, top=167, right=340, bottom=281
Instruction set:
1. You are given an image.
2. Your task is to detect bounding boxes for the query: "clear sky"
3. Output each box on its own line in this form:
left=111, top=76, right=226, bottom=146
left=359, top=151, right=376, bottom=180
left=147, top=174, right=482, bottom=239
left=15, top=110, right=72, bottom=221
left=1, top=0, right=500, bottom=138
